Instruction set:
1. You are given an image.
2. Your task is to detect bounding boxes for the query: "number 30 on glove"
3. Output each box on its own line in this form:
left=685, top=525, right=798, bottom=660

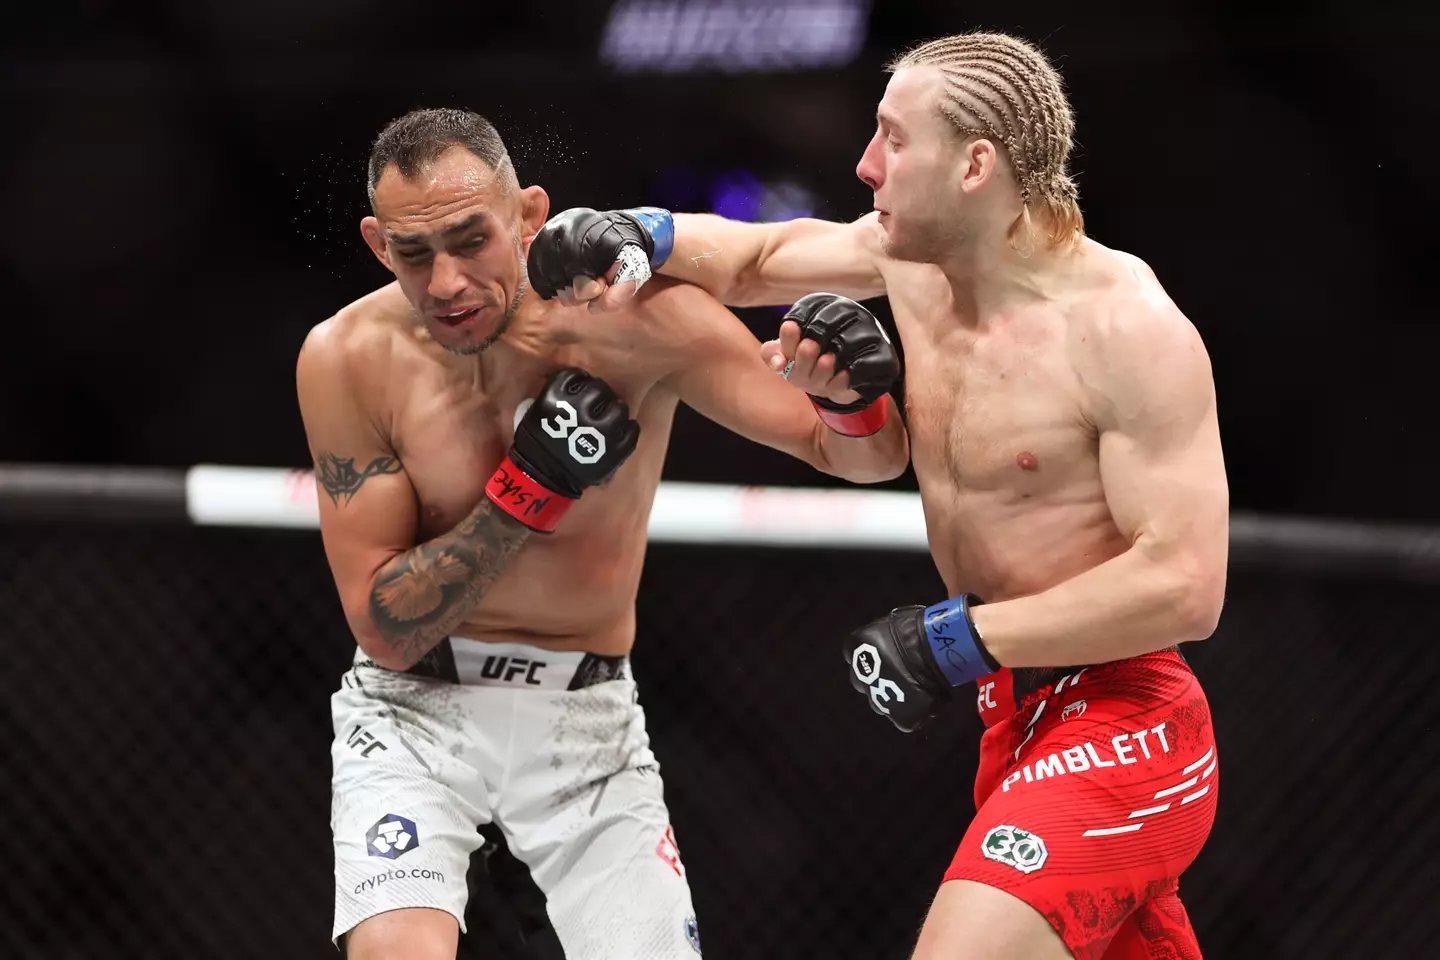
left=841, top=595, right=1000, bottom=733
left=485, top=368, right=640, bottom=533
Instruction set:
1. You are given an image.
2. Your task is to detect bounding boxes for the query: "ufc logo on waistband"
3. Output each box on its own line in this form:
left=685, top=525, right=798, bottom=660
left=479, top=656, right=547, bottom=685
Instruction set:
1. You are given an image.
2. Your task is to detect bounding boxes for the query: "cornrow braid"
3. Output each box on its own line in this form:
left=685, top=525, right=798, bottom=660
left=887, top=32, right=1084, bottom=252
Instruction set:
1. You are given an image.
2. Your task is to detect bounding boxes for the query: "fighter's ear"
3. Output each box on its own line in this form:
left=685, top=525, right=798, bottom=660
left=360, top=216, right=393, bottom=271
left=518, top=185, right=550, bottom=246
left=959, top=138, right=1002, bottom=195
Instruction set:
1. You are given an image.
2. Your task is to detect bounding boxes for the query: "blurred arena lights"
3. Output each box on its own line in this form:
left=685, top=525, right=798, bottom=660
left=710, top=170, right=819, bottom=222
left=651, top=167, right=821, bottom=223
left=599, top=0, right=871, bottom=73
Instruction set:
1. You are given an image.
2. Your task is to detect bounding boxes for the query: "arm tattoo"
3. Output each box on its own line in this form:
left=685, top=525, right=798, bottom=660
left=367, top=497, right=532, bottom=669
left=316, top=452, right=403, bottom=506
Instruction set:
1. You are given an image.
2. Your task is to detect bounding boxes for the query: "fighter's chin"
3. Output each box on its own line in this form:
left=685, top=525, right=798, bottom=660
left=880, top=234, right=928, bottom=264
left=429, top=312, right=506, bottom=356
left=435, top=329, right=503, bottom=357
left=879, top=223, right=940, bottom=264
left=438, top=338, right=488, bottom=357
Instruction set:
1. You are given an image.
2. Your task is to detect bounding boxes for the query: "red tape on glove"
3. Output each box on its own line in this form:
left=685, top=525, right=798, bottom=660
left=485, top=456, right=576, bottom=533
left=812, top=394, right=891, bottom=438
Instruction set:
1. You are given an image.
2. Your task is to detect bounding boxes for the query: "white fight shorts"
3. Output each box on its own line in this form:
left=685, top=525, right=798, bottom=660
left=330, top=638, right=701, bottom=958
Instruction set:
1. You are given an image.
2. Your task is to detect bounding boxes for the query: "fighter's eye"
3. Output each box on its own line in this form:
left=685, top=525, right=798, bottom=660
left=397, top=248, right=430, bottom=262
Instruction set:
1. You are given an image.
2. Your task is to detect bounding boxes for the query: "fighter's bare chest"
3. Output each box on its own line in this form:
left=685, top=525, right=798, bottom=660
left=388, top=353, right=659, bottom=536
left=891, top=300, right=1096, bottom=494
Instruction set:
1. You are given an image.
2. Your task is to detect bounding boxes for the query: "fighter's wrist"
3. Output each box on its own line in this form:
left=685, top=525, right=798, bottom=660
left=810, top=394, right=891, bottom=438
left=485, top=455, right=577, bottom=534
left=620, top=207, right=674, bottom=267
left=921, top=594, right=1001, bottom=686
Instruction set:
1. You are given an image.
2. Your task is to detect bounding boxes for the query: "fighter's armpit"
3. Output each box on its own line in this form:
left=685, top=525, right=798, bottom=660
left=315, top=452, right=404, bottom=507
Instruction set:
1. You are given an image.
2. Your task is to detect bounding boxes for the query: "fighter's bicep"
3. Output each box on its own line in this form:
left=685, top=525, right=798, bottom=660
left=755, top=214, right=886, bottom=303
left=296, top=329, right=418, bottom=626
left=1090, top=310, right=1227, bottom=551
left=313, top=458, right=418, bottom=620
left=1097, top=423, right=1223, bottom=547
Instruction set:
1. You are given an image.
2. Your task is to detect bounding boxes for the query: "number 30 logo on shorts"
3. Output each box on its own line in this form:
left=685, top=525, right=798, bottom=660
left=851, top=643, right=905, bottom=715
left=541, top=400, right=607, bottom=464
left=981, top=824, right=1048, bottom=874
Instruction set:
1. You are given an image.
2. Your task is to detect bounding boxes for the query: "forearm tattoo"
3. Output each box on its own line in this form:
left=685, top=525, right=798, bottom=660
left=315, top=453, right=403, bottom=506
left=368, top=497, right=531, bottom=668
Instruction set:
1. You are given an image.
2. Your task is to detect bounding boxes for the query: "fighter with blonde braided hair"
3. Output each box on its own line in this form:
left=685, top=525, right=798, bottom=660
left=896, top=32, right=1085, bottom=251
left=529, top=29, right=1228, bottom=959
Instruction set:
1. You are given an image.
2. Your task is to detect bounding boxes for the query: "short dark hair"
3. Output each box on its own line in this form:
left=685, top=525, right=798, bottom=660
left=366, top=108, right=511, bottom=202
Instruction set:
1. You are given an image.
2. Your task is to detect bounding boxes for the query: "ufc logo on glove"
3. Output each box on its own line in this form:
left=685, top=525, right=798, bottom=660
left=539, top=400, right=608, bottom=464
left=488, top=369, right=639, bottom=534
left=851, top=643, right=905, bottom=714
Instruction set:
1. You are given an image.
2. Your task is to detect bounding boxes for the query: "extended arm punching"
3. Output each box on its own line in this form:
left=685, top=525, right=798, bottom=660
left=529, top=211, right=908, bottom=483
left=526, top=206, right=886, bottom=309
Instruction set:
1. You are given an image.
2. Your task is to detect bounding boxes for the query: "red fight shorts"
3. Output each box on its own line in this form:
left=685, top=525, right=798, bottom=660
left=945, top=651, right=1218, bottom=959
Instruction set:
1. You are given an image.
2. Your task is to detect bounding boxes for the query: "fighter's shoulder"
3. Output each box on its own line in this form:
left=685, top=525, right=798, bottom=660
left=301, top=285, right=405, bottom=374
left=298, top=284, right=409, bottom=410
left=848, top=210, right=887, bottom=255
left=1068, top=244, right=1211, bottom=411
left=1072, top=243, right=1200, bottom=357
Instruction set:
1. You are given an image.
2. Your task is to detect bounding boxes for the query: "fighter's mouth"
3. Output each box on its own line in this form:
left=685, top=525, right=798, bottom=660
left=436, top=307, right=482, bottom=327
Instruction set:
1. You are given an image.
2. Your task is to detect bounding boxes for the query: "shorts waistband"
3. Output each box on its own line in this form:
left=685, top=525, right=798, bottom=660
left=353, top=637, right=628, bottom=690
left=1009, top=666, right=1075, bottom=701
left=1007, top=646, right=1185, bottom=701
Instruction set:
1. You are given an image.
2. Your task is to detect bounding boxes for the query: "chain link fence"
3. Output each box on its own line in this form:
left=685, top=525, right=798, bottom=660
left=2, top=522, right=1437, bottom=959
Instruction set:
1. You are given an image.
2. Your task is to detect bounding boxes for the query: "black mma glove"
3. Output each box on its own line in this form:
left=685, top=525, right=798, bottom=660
left=485, top=368, right=640, bottom=532
left=784, top=293, right=900, bottom=437
left=842, top=596, right=999, bottom=733
left=527, top=207, right=675, bottom=301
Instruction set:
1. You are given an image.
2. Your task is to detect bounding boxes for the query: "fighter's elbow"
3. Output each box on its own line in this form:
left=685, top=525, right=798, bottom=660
left=865, top=449, right=912, bottom=484
left=720, top=267, right=775, bottom=309
left=345, top=608, right=405, bottom=671
left=881, top=434, right=913, bottom=482
left=811, top=435, right=910, bottom=484
left=355, top=641, right=405, bottom=672
left=833, top=464, right=905, bottom=485
left=356, top=636, right=419, bottom=673
left=1170, top=554, right=1226, bottom=643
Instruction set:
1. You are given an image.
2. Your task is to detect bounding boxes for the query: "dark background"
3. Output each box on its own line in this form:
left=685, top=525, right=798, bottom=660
left=3, top=3, right=1439, bottom=958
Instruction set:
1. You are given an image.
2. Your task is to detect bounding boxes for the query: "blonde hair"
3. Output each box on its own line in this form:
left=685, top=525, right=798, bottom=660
left=887, top=32, right=1084, bottom=254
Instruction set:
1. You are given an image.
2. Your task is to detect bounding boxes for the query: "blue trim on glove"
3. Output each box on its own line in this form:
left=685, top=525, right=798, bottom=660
left=923, top=595, right=1000, bottom=687
left=624, top=207, right=674, bottom=267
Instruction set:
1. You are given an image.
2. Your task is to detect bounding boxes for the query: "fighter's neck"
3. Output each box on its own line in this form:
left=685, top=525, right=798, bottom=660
left=936, top=233, right=1080, bottom=321
left=505, top=293, right=578, bottom=349
left=471, top=294, right=582, bottom=380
